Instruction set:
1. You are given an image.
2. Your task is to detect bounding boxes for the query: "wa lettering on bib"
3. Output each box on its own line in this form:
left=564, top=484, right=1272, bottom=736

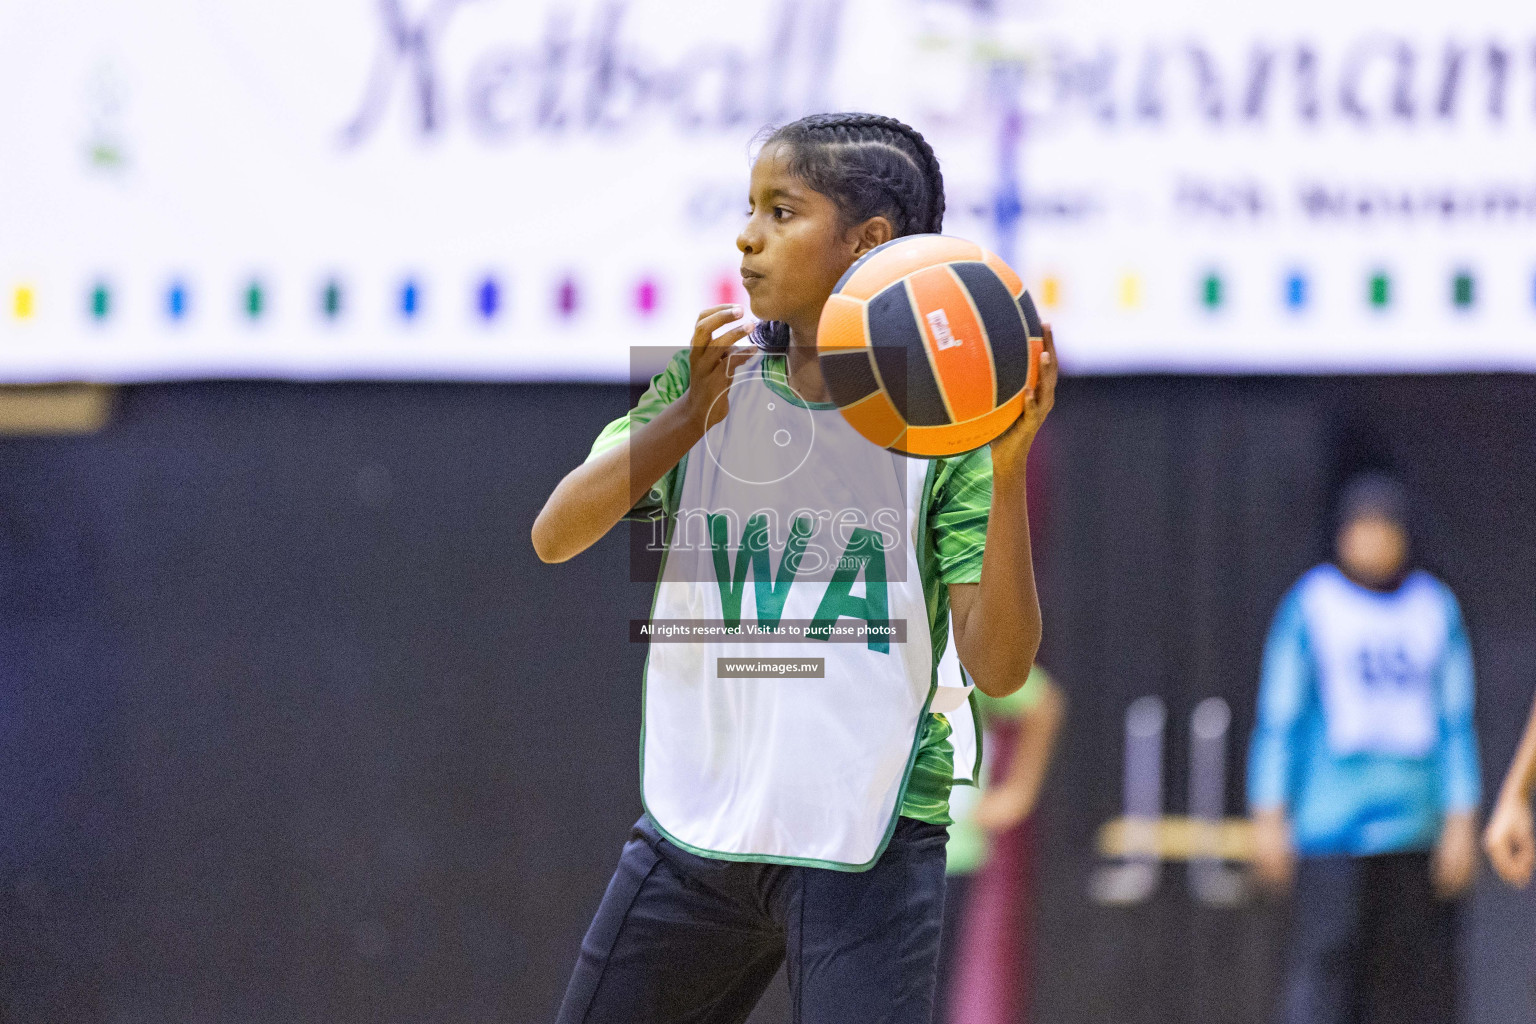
left=641, top=355, right=937, bottom=869
left=1299, top=565, right=1449, bottom=759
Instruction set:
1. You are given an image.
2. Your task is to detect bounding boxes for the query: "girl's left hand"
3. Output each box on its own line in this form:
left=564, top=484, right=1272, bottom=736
left=990, top=322, right=1058, bottom=473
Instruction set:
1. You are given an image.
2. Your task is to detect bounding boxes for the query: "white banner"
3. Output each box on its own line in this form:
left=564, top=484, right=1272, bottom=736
left=2, top=0, right=1533, bottom=381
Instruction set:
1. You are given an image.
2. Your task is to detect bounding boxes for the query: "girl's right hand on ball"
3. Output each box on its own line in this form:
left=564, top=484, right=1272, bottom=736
left=682, top=305, right=757, bottom=434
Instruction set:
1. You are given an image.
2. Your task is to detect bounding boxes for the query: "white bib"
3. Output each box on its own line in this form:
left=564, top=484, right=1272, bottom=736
left=641, top=356, right=937, bottom=867
left=1299, top=565, right=1447, bottom=759
left=936, top=618, right=981, bottom=787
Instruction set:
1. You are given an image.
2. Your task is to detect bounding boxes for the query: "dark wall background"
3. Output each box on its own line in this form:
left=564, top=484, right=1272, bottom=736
left=0, top=376, right=1533, bottom=1022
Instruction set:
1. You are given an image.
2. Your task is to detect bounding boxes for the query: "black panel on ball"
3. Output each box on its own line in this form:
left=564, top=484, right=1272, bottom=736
left=867, top=281, right=951, bottom=427
left=940, top=262, right=1026, bottom=402
left=1018, top=288, right=1044, bottom=339
left=820, top=349, right=881, bottom=408
left=951, top=261, right=1030, bottom=402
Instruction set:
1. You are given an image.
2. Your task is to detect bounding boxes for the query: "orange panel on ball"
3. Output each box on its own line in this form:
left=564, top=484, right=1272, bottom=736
left=905, top=265, right=997, bottom=424
left=835, top=236, right=984, bottom=301
left=901, top=390, right=1024, bottom=458
left=838, top=388, right=907, bottom=450
left=816, top=293, right=870, bottom=352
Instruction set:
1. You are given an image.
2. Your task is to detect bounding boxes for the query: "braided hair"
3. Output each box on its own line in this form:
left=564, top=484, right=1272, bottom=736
left=749, top=112, right=946, bottom=353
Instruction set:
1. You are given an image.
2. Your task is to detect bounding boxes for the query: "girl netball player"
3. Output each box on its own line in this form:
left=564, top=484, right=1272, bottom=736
left=532, top=112, right=1057, bottom=1024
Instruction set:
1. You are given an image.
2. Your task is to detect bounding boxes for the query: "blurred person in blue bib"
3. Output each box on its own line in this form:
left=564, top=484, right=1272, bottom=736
left=1247, top=472, right=1481, bottom=1024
